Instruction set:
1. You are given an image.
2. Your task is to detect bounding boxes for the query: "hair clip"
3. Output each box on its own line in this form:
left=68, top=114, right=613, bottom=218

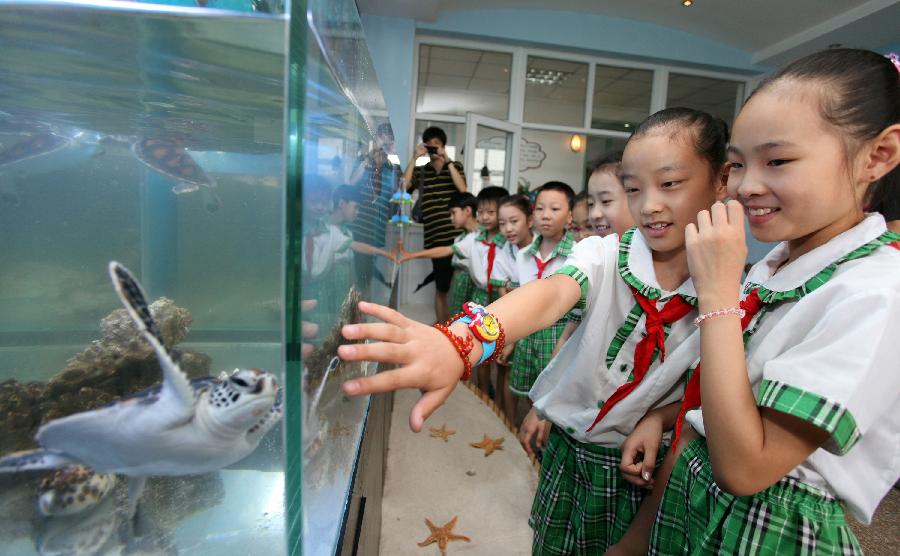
left=887, top=53, right=900, bottom=74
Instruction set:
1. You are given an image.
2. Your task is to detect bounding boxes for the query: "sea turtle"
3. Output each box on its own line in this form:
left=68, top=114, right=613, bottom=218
left=37, top=465, right=117, bottom=517
left=0, top=262, right=284, bottom=516
left=131, top=137, right=221, bottom=212
left=0, top=113, right=221, bottom=211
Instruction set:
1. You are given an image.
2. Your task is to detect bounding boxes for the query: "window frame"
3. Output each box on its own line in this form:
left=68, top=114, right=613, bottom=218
left=410, top=34, right=752, bottom=150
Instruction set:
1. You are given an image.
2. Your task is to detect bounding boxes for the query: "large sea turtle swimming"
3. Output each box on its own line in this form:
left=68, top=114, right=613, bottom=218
left=0, top=262, right=284, bottom=515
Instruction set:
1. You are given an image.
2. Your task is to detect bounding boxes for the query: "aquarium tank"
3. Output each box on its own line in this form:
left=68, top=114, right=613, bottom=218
left=0, top=0, right=393, bottom=554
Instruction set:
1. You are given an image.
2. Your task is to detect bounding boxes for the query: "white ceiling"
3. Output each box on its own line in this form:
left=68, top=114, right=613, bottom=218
left=357, top=0, right=900, bottom=65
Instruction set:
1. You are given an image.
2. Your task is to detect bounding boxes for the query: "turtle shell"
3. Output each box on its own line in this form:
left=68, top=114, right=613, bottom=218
left=132, top=138, right=213, bottom=188
left=0, top=132, right=70, bottom=167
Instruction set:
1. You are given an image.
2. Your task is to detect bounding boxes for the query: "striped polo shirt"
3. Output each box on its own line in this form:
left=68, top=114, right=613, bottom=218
left=411, top=161, right=464, bottom=249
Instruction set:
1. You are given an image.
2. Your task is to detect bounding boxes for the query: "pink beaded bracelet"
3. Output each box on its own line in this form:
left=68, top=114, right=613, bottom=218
left=693, top=307, right=746, bottom=327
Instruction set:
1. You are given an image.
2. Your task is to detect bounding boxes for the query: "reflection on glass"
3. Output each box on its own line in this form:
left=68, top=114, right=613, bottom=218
left=0, top=3, right=286, bottom=556
left=666, top=73, right=742, bottom=126
left=291, top=1, right=397, bottom=555
left=592, top=65, right=653, bottom=132
left=416, top=45, right=512, bottom=119
left=524, top=56, right=588, bottom=127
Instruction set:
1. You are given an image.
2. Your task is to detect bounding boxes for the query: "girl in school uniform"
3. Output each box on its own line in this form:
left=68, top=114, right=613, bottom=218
left=495, top=193, right=535, bottom=421
left=337, top=107, right=731, bottom=553
left=642, top=48, right=900, bottom=555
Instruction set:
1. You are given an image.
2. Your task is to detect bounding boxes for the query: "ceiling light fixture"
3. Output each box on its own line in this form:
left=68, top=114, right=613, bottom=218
left=682, top=0, right=693, bottom=6
left=526, top=67, right=569, bottom=86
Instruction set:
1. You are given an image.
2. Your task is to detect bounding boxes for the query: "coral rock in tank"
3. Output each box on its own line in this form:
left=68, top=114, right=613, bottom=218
left=304, top=286, right=363, bottom=394
left=0, top=297, right=210, bottom=453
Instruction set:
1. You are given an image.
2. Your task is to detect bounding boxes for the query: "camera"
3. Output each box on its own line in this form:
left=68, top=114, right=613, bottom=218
left=425, top=145, right=438, bottom=155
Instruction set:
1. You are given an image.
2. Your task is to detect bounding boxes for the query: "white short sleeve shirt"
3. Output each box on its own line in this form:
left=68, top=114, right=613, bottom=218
left=532, top=228, right=700, bottom=446
left=685, top=214, right=900, bottom=523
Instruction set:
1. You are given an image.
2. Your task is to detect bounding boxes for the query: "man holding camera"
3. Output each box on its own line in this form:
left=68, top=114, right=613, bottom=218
left=403, top=126, right=467, bottom=322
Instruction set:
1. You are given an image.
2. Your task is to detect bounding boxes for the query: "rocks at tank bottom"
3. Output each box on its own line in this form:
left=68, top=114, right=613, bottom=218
left=0, top=297, right=211, bottom=453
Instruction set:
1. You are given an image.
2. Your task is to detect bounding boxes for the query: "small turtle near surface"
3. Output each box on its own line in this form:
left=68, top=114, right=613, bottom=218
left=0, top=262, right=284, bottom=517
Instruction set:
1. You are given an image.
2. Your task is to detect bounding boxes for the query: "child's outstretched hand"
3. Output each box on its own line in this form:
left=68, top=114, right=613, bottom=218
left=619, top=411, right=665, bottom=489
left=686, top=200, right=748, bottom=308
left=340, top=302, right=468, bottom=432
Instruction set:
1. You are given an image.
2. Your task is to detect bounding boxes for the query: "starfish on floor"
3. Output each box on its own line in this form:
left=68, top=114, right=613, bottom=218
left=429, top=424, right=456, bottom=442
left=417, top=515, right=471, bottom=555
left=469, top=434, right=504, bottom=457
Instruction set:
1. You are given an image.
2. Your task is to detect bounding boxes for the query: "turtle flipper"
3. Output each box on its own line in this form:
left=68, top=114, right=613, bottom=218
left=108, top=262, right=195, bottom=419
left=0, top=449, right=77, bottom=472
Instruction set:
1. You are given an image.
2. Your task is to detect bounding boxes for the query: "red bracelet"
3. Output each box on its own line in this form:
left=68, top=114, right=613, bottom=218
left=433, top=320, right=475, bottom=381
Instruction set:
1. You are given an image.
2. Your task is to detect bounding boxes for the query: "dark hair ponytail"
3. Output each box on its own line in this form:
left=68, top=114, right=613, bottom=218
left=752, top=48, right=899, bottom=219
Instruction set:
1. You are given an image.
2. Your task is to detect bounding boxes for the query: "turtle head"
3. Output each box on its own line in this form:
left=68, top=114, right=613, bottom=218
left=206, top=368, right=279, bottom=430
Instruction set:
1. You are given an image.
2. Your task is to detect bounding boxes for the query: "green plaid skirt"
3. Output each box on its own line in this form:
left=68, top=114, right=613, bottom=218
left=650, top=439, right=862, bottom=556
left=531, top=426, right=660, bottom=555
left=509, top=318, right=567, bottom=396
left=470, top=285, right=492, bottom=308
left=448, top=269, right=476, bottom=315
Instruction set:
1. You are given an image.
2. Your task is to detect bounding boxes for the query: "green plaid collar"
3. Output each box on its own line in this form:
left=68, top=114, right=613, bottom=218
left=475, top=226, right=508, bottom=246
left=744, top=215, right=898, bottom=304
left=617, top=227, right=697, bottom=304
left=524, top=230, right=575, bottom=261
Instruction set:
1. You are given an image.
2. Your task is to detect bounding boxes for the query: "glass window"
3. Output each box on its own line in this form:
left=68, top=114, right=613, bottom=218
left=416, top=45, right=511, bottom=119
left=471, top=124, right=515, bottom=194
left=592, top=65, right=652, bottom=133
left=666, top=73, right=743, bottom=126
left=523, top=56, right=588, bottom=127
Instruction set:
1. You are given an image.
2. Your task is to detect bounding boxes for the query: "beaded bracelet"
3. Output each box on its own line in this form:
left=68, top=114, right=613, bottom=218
left=693, top=307, right=746, bottom=327
left=433, top=321, right=475, bottom=381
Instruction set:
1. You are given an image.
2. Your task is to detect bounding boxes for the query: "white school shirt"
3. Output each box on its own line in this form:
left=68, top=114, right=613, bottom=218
left=684, top=213, right=900, bottom=524
left=451, top=230, right=477, bottom=271
left=451, top=227, right=512, bottom=291
left=302, top=221, right=352, bottom=278
left=530, top=228, right=700, bottom=446
left=508, top=231, right=576, bottom=289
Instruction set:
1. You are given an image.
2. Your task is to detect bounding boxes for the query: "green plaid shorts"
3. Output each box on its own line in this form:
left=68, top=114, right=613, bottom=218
left=509, top=318, right=567, bottom=396
left=650, top=439, right=862, bottom=556
left=448, top=269, right=476, bottom=315
left=531, top=426, right=657, bottom=555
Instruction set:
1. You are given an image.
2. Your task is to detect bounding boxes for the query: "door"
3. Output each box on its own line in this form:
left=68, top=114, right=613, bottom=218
left=463, top=112, right=521, bottom=195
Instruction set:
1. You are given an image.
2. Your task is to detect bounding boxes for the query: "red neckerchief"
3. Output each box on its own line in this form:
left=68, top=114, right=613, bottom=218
left=586, top=287, right=694, bottom=432
left=890, top=241, right=899, bottom=251
left=671, top=288, right=765, bottom=450
left=534, top=255, right=552, bottom=279
left=479, top=239, right=498, bottom=301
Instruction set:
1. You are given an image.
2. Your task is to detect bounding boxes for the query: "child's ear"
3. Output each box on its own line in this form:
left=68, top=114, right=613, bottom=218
left=862, top=124, right=900, bottom=185
left=714, top=164, right=731, bottom=201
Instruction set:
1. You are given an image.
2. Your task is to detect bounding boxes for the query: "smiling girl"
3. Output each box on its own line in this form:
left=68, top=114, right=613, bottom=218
left=646, top=48, right=900, bottom=555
